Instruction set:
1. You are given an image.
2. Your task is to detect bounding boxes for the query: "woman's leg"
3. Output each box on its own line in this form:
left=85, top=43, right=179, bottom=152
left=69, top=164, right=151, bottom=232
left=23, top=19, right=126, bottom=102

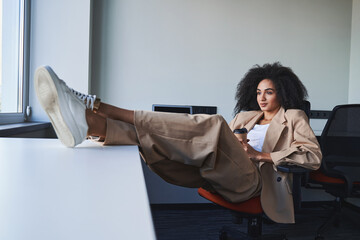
left=87, top=107, right=261, bottom=202
left=131, top=111, right=261, bottom=202
left=86, top=107, right=140, bottom=146
left=86, top=102, right=136, bottom=141
left=94, top=102, right=135, bottom=125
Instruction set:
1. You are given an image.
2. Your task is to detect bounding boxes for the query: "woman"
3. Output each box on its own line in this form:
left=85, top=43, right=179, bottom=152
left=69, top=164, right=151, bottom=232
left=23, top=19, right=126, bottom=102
left=34, top=62, right=322, bottom=223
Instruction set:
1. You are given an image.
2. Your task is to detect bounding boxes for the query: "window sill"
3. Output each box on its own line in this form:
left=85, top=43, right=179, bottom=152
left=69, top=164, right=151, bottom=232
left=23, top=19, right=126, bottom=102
left=0, top=122, right=52, bottom=137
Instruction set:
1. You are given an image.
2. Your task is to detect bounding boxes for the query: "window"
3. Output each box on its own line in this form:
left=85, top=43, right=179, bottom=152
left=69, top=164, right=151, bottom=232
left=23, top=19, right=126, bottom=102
left=0, top=0, right=29, bottom=124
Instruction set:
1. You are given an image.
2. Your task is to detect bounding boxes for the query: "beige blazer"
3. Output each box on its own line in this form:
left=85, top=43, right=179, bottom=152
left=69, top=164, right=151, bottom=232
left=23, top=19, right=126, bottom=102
left=229, top=107, right=322, bottom=223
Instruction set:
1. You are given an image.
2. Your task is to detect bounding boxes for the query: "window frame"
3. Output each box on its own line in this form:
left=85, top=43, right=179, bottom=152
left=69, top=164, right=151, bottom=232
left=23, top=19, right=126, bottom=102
left=0, top=0, right=30, bottom=125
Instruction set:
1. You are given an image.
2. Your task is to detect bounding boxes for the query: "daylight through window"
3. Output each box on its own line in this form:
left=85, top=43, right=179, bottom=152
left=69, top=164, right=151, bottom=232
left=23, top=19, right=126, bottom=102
left=0, top=0, right=25, bottom=114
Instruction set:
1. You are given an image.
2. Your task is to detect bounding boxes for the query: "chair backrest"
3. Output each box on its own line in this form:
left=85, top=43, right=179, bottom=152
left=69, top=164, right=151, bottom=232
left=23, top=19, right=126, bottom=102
left=321, top=104, right=360, bottom=159
left=301, top=100, right=311, bottom=119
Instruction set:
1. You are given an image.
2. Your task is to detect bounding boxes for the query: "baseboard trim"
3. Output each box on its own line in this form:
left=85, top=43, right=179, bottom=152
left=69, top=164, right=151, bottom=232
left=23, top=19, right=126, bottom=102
left=151, top=201, right=335, bottom=211
left=151, top=203, right=223, bottom=211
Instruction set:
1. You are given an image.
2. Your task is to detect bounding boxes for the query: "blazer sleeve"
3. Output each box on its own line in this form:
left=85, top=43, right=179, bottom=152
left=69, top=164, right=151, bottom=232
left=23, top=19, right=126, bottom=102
left=270, top=110, right=322, bottom=170
left=228, top=113, right=240, bottom=131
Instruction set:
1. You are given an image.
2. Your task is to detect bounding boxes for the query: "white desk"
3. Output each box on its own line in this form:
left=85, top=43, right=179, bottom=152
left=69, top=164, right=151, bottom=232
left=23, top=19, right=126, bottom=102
left=0, top=138, right=156, bottom=240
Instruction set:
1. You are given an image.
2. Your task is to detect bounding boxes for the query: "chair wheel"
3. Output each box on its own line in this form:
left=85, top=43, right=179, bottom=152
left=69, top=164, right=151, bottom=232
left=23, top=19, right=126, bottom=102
left=219, top=230, right=228, bottom=240
left=281, top=235, right=288, bottom=240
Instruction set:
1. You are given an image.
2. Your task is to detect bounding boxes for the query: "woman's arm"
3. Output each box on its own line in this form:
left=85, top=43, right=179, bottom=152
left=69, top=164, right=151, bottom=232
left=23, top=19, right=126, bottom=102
left=269, top=110, right=322, bottom=170
left=241, top=110, right=322, bottom=169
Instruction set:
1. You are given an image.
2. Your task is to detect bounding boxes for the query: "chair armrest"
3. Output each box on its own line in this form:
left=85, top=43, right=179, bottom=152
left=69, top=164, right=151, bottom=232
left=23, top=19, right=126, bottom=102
left=277, top=165, right=310, bottom=174
left=276, top=164, right=310, bottom=211
left=277, top=164, right=310, bottom=189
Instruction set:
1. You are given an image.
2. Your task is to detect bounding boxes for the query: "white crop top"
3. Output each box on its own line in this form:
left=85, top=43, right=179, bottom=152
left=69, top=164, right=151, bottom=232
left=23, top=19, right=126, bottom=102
left=247, top=124, right=270, bottom=152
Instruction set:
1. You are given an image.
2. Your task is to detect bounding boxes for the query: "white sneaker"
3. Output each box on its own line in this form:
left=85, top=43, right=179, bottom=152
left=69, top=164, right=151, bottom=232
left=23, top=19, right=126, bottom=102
left=34, top=66, right=89, bottom=147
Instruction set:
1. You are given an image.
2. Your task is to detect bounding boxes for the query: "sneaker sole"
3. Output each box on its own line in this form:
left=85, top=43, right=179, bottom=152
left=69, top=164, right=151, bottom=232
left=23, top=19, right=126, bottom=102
left=34, top=66, right=76, bottom=147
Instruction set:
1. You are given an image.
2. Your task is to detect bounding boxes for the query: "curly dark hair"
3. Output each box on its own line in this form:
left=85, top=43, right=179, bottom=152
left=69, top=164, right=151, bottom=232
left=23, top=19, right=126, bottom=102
left=234, top=62, right=308, bottom=114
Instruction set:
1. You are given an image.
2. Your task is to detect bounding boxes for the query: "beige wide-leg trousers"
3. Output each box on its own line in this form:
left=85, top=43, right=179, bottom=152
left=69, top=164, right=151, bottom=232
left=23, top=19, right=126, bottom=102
left=104, top=110, right=261, bottom=203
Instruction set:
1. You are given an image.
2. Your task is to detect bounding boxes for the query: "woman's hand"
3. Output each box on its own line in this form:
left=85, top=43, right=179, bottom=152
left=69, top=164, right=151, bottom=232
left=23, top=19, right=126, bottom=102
left=241, top=142, right=261, bottom=161
left=240, top=141, right=273, bottom=163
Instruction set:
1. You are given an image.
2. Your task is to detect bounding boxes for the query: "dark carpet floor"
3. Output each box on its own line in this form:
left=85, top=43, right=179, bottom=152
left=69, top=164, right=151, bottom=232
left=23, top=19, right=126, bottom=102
left=151, top=203, right=360, bottom=240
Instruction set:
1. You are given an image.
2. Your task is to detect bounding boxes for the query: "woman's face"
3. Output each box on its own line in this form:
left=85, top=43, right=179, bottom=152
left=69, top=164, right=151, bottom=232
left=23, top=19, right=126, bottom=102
left=256, top=79, right=281, bottom=113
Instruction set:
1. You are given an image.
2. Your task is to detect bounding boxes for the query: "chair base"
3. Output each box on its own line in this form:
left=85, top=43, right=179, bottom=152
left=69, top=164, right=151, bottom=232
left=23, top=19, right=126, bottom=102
left=315, top=197, right=341, bottom=239
left=315, top=197, right=360, bottom=239
left=220, top=214, right=287, bottom=240
left=197, top=187, right=288, bottom=239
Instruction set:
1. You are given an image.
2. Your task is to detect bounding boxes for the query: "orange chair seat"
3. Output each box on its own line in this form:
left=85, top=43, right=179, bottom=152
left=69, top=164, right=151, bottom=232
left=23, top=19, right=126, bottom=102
left=310, top=170, right=360, bottom=185
left=198, top=188, right=263, bottom=215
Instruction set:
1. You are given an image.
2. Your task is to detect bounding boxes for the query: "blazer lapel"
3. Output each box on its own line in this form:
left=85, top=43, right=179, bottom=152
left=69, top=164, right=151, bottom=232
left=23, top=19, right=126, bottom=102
left=244, top=112, right=264, bottom=132
left=262, top=107, right=287, bottom=153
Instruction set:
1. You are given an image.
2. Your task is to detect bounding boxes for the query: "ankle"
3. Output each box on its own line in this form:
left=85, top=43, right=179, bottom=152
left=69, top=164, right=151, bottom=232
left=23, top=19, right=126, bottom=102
left=86, top=109, right=106, bottom=137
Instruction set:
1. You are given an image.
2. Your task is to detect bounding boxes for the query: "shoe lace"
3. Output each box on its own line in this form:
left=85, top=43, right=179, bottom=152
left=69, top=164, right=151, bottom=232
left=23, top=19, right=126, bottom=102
left=59, top=78, right=96, bottom=110
left=71, top=88, right=96, bottom=110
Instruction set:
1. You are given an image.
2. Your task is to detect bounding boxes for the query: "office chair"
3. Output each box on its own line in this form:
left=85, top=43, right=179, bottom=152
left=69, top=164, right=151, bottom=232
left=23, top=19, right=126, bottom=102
left=306, top=104, right=360, bottom=240
left=198, top=101, right=312, bottom=240
left=198, top=165, right=309, bottom=240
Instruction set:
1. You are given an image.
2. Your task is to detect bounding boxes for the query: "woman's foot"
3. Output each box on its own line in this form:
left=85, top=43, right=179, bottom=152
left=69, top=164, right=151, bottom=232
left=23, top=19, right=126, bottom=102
left=34, top=66, right=92, bottom=147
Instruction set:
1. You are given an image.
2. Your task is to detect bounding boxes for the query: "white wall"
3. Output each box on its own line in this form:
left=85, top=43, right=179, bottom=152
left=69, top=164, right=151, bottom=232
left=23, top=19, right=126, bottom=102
left=349, top=0, right=360, bottom=103
left=29, top=0, right=91, bottom=122
left=91, top=0, right=352, bottom=124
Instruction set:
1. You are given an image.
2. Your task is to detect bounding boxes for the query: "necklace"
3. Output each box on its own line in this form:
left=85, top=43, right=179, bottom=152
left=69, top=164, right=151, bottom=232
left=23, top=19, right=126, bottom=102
left=259, top=117, right=272, bottom=125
